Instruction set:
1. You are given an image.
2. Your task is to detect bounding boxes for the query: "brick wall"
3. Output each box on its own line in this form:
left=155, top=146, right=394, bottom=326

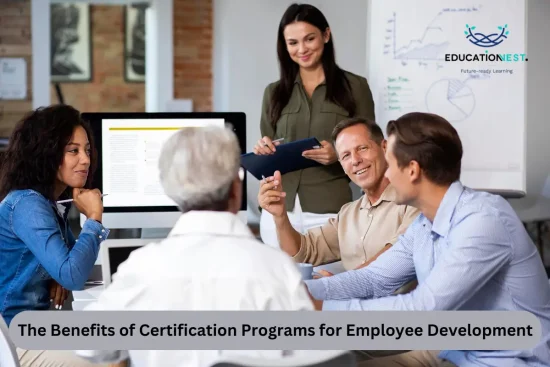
left=0, top=0, right=213, bottom=136
left=0, top=1, right=32, bottom=137
left=173, top=0, right=212, bottom=112
left=50, top=5, right=146, bottom=113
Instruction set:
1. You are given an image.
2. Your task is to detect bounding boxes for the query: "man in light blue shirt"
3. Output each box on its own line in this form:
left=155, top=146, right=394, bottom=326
left=305, top=112, right=550, bottom=367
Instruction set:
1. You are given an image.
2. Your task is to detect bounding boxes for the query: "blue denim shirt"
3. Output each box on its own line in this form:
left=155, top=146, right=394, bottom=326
left=0, top=189, right=110, bottom=326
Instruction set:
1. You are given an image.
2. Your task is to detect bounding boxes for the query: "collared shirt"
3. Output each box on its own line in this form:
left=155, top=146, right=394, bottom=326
left=260, top=70, right=375, bottom=214
left=294, top=184, right=420, bottom=270
left=305, top=181, right=550, bottom=367
left=77, top=211, right=314, bottom=367
left=0, top=189, right=109, bottom=326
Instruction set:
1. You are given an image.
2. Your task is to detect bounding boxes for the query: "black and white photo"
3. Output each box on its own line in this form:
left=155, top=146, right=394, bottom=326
left=124, top=4, right=147, bottom=82
left=50, top=3, right=92, bottom=82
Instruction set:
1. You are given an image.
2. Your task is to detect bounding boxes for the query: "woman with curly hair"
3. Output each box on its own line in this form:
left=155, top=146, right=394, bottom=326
left=0, top=104, right=110, bottom=366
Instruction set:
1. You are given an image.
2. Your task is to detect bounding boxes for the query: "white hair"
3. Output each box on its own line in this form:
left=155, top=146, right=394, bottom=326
left=158, top=125, right=241, bottom=212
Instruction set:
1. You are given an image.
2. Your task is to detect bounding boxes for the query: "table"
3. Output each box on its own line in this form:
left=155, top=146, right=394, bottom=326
left=72, top=258, right=345, bottom=311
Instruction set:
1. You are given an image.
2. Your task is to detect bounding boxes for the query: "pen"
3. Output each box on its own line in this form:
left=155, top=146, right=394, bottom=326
left=56, top=194, right=108, bottom=204
left=263, top=138, right=284, bottom=146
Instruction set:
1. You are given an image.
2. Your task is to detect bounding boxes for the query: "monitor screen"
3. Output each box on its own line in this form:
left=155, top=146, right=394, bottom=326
left=82, top=112, right=247, bottom=215
left=101, top=117, right=224, bottom=208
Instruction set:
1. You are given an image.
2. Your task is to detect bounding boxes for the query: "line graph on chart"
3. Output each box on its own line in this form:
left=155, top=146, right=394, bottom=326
left=383, top=5, right=481, bottom=68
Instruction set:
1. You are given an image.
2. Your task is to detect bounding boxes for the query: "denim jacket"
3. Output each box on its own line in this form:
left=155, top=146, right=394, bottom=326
left=0, top=189, right=110, bottom=325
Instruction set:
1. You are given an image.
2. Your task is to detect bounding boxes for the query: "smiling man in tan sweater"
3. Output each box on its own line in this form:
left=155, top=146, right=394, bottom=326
left=258, top=117, right=420, bottom=276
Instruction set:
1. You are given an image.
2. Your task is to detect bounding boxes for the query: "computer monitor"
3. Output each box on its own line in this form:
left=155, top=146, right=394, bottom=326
left=80, top=112, right=247, bottom=229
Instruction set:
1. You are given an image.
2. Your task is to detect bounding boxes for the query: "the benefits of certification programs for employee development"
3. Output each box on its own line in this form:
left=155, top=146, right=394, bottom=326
left=20, top=321, right=534, bottom=341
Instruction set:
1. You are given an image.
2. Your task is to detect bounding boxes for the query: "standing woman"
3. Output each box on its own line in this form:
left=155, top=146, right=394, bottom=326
left=255, top=3, right=375, bottom=247
left=0, top=105, right=109, bottom=366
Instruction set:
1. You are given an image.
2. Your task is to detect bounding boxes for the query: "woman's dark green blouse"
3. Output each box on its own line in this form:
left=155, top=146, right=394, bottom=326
left=260, top=70, right=375, bottom=214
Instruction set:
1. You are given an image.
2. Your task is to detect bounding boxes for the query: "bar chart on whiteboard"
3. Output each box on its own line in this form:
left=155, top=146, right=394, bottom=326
left=367, top=0, right=526, bottom=193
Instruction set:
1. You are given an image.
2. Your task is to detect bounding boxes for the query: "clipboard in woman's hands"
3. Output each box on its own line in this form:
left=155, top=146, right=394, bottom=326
left=241, top=137, right=322, bottom=180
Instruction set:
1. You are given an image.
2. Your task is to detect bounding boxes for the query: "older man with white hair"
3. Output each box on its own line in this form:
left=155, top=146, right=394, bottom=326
left=76, top=126, right=314, bottom=367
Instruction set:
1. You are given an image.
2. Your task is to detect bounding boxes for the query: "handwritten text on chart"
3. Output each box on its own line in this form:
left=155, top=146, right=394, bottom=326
left=383, top=76, right=415, bottom=112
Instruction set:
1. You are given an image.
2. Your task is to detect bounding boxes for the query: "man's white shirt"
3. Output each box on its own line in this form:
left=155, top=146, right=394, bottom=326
left=76, top=211, right=314, bottom=367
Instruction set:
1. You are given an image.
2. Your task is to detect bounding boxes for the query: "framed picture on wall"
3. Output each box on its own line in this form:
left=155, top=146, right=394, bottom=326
left=50, top=3, right=92, bottom=82
left=124, top=4, right=147, bottom=83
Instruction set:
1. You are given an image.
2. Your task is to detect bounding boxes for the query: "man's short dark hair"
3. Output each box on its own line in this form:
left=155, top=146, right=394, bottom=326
left=331, top=117, right=385, bottom=146
left=386, top=112, right=462, bottom=186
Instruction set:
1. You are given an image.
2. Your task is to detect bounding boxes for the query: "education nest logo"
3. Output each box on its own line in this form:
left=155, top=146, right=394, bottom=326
left=445, top=23, right=527, bottom=63
left=465, top=23, right=508, bottom=47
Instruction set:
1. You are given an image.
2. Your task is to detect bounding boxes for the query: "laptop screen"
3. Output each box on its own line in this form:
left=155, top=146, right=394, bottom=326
left=107, top=246, right=142, bottom=281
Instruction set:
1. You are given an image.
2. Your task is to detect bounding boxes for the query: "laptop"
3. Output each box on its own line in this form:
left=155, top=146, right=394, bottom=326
left=100, top=239, right=157, bottom=286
